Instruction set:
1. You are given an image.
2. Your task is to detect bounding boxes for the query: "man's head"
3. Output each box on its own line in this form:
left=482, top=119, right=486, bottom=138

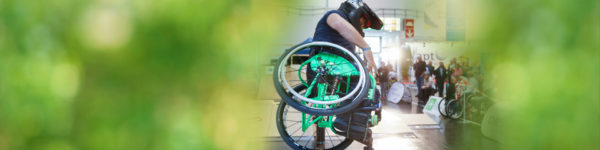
left=417, top=56, right=422, bottom=62
left=338, top=0, right=383, bottom=36
left=428, top=61, right=433, bottom=65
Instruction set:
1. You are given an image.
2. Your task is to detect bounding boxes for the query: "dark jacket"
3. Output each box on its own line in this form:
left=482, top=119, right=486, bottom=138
left=433, top=66, right=446, bottom=84
left=426, top=65, right=434, bottom=75
left=413, top=61, right=426, bottom=77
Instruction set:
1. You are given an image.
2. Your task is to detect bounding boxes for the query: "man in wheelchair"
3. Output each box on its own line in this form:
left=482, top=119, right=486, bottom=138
left=272, top=1, right=384, bottom=149
left=307, top=0, right=383, bottom=148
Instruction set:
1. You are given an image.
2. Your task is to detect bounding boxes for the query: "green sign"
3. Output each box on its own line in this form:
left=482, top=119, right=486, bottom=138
left=425, top=97, right=437, bottom=110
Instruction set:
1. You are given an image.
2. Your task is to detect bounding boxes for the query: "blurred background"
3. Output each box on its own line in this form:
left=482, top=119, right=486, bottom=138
left=0, top=0, right=598, bottom=150
left=0, top=0, right=293, bottom=149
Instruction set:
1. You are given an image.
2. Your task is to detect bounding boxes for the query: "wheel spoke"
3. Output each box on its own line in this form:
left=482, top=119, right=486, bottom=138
left=294, top=126, right=309, bottom=146
left=303, top=130, right=314, bottom=148
left=285, top=121, right=301, bottom=128
left=288, top=123, right=303, bottom=138
left=325, top=128, right=334, bottom=148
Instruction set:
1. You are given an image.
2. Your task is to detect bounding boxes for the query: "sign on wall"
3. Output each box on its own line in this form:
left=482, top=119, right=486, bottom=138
left=405, top=42, right=468, bottom=65
left=404, top=19, right=414, bottom=38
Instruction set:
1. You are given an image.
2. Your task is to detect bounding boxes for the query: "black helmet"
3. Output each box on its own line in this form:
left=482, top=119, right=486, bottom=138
left=338, top=0, right=383, bottom=37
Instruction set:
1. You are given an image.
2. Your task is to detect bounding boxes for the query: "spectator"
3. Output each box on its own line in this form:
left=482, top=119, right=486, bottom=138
left=446, top=58, right=457, bottom=100
left=433, top=62, right=447, bottom=97
left=453, top=64, right=463, bottom=78
left=419, top=73, right=437, bottom=105
left=413, top=56, right=426, bottom=97
left=426, top=61, right=434, bottom=75
left=448, top=58, right=456, bottom=69
left=378, top=61, right=391, bottom=100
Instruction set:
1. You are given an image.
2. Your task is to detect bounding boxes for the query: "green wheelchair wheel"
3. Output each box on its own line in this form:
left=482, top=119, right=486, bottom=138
left=273, top=41, right=371, bottom=116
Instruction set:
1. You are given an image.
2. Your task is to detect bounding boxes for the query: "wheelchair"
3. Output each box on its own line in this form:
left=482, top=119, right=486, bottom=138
left=439, top=82, right=467, bottom=119
left=440, top=81, right=486, bottom=120
left=273, top=41, right=381, bottom=150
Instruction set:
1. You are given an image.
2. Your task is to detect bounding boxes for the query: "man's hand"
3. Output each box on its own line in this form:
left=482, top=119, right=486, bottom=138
left=369, top=60, right=378, bottom=77
left=363, top=49, right=378, bottom=78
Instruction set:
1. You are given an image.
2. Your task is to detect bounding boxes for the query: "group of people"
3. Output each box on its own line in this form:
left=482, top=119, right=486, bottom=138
left=413, top=56, right=437, bottom=104
left=413, top=56, right=484, bottom=105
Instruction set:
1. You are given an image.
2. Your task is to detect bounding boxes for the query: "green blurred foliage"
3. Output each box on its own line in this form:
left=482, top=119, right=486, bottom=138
left=0, top=0, right=292, bottom=149
left=1, top=0, right=598, bottom=150
left=473, top=0, right=600, bottom=149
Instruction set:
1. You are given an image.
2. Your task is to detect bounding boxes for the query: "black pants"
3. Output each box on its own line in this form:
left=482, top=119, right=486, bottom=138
left=436, top=82, right=444, bottom=97
left=446, top=83, right=456, bottom=100
left=419, top=87, right=437, bottom=102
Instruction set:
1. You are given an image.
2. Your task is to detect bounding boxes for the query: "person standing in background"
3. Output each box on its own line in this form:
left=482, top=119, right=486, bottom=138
left=413, top=56, right=426, bottom=97
left=446, top=58, right=457, bottom=100
left=434, top=62, right=446, bottom=97
left=426, top=60, right=434, bottom=76
left=378, top=61, right=391, bottom=101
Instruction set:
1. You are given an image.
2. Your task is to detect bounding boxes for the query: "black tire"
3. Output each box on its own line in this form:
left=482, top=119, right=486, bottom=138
left=276, top=100, right=353, bottom=150
left=273, top=42, right=370, bottom=116
left=438, top=98, right=448, bottom=117
left=446, top=99, right=463, bottom=119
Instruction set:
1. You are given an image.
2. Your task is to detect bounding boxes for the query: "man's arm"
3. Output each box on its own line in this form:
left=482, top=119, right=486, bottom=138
left=326, top=13, right=377, bottom=74
left=326, top=13, right=368, bottom=48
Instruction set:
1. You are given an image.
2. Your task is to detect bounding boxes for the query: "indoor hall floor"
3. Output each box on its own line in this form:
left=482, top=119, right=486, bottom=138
left=265, top=99, right=499, bottom=150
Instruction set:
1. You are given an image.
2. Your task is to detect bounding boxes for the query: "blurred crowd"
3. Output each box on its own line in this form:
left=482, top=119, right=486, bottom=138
left=377, top=55, right=488, bottom=106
